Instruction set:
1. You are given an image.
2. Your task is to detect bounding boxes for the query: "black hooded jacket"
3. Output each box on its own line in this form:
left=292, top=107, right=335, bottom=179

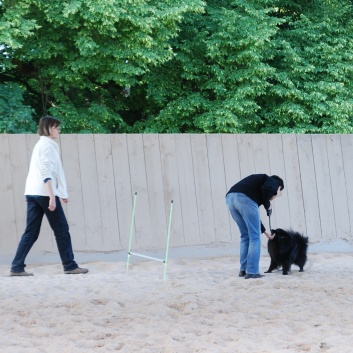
left=226, top=174, right=282, bottom=233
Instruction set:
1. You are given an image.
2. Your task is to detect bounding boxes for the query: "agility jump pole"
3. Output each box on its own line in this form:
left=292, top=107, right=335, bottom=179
left=163, top=199, right=174, bottom=282
left=126, top=192, right=138, bottom=271
left=126, top=192, right=174, bottom=282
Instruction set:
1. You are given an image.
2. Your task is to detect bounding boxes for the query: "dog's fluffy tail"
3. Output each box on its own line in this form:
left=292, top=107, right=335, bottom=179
left=303, top=257, right=313, bottom=271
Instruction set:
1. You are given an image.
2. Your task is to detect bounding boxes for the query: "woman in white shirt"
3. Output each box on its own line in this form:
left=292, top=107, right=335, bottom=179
left=10, top=116, right=88, bottom=276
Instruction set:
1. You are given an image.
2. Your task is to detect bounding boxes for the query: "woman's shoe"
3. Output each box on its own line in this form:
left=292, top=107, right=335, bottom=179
left=9, top=271, right=33, bottom=277
left=64, top=267, right=89, bottom=274
left=244, top=273, right=264, bottom=279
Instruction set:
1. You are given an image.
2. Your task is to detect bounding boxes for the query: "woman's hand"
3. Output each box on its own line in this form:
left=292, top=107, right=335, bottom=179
left=48, top=197, right=56, bottom=211
left=264, top=231, right=275, bottom=240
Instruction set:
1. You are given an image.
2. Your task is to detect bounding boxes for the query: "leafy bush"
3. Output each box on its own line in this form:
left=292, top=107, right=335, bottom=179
left=0, top=83, right=36, bottom=133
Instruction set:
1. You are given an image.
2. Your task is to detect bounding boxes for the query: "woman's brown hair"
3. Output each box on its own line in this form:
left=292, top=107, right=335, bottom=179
left=38, top=115, right=62, bottom=136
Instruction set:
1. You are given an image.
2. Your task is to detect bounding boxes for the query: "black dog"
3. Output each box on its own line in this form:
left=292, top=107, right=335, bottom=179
left=265, top=228, right=309, bottom=275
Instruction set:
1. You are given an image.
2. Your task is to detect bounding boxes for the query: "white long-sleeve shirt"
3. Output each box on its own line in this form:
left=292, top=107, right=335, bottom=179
left=24, top=136, right=68, bottom=198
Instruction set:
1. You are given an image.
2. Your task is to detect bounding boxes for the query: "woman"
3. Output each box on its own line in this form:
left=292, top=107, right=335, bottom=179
left=10, top=116, right=88, bottom=276
left=226, top=174, right=284, bottom=279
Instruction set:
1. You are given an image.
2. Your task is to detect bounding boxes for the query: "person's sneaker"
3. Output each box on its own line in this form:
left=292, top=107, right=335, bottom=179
left=244, top=273, right=264, bottom=279
left=239, top=270, right=246, bottom=277
left=9, top=271, right=34, bottom=277
left=64, top=267, right=89, bottom=274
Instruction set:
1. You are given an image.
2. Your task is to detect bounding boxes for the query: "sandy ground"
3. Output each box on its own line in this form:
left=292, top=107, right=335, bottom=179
left=1, top=250, right=353, bottom=353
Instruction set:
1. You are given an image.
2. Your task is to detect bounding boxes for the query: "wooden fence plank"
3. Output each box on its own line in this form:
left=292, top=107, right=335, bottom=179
left=252, top=134, right=271, bottom=174
left=340, top=134, right=353, bottom=240
left=94, top=134, right=120, bottom=249
left=311, top=135, right=336, bottom=241
left=111, top=134, right=133, bottom=249
left=126, top=134, right=153, bottom=249
left=207, top=134, right=231, bottom=242
left=175, top=134, right=200, bottom=244
left=143, top=134, right=167, bottom=247
left=326, top=135, right=350, bottom=240
left=237, top=134, right=256, bottom=178
left=222, top=134, right=241, bottom=189
left=281, top=135, right=306, bottom=234
left=297, top=135, right=322, bottom=242
left=159, top=134, right=185, bottom=246
left=25, top=134, right=37, bottom=165
left=77, top=134, right=103, bottom=249
left=0, top=135, right=18, bottom=254
left=191, top=134, right=216, bottom=244
left=8, top=135, right=29, bottom=245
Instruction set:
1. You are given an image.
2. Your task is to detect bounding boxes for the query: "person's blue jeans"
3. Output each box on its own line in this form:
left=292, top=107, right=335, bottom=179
left=11, top=196, right=78, bottom=272
left=226, top=192, right=261, bottom=275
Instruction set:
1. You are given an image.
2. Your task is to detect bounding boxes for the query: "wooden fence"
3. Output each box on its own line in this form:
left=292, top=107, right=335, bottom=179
left=1, top=134, right=353, bottom=257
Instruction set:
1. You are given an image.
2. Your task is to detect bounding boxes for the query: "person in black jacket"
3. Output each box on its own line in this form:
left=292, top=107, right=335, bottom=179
left=226, top=174, right=284, bottom=279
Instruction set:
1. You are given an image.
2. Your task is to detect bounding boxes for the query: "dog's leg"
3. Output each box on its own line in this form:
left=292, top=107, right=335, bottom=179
left=295, top=252, right=307, bottom=272
left=265, top=259, right=278, bottom=273
left=282, top=259, right=291, bottom=275
left=296, top=258, right=306, bottom=272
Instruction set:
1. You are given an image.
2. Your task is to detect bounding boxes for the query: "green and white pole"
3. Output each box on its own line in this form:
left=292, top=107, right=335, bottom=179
left=163, top=200, right=174, bottom=282
left=126, top=192, right=137, bottom=271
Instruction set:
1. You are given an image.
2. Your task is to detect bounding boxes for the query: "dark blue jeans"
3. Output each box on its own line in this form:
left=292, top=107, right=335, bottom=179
left=11, top=196, right=78, bottom=272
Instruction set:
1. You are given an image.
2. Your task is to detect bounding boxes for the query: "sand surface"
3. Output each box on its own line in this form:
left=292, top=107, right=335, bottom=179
left=1, top=251, right=353, bottom=353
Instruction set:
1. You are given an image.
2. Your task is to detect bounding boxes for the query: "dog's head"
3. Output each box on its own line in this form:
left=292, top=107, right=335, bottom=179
left=271, top=228, right=289, bottom=238
left=270, top=228, right=295, bottom=249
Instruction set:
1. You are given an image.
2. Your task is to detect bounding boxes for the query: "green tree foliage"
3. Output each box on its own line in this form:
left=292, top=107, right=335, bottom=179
left=261, top=0, right=353, bottom=133
left=0, top=0, right=204, bottom=132
left=1, top=0, right=353, bottom=133
left=137, top=0, right=353, bottom=133
left=136, top=0, right=283, bottom=132
left=0, top=83, right=36, bottom=133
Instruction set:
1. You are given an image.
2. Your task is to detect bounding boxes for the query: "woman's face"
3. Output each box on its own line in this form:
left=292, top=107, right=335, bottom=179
left=49, top=125, right=61, bottom=139
left=270, top=186, right=282, bottom=201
